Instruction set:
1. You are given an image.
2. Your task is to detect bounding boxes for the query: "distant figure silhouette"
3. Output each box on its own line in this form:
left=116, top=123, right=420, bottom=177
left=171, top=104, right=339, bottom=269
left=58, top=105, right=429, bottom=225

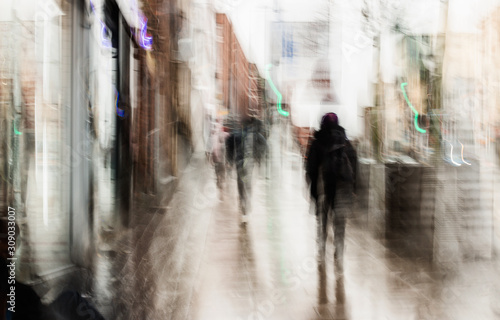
left=306, top=113, right=357, bottom=273
left=226, top=117, right=267, bottom=220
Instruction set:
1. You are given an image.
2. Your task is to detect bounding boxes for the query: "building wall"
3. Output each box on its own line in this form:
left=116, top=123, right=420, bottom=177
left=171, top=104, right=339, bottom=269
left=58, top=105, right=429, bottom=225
left=0, top=0, right=88, bottom=286
left=216, top=13, right=232, bottom=111
left=216, top=13, right=261, bottom=120
left=131, top=0, right=192, bottom=195
left=479, top=6, right=500, bottom=139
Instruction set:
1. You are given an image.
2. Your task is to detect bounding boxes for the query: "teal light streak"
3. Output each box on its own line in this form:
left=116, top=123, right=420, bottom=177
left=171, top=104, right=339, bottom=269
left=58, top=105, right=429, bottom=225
left=265, top=64, right=289, bottom=117
left=401, top=82, right=426, bottom=133
left=13, top=120, right=22, bottom=135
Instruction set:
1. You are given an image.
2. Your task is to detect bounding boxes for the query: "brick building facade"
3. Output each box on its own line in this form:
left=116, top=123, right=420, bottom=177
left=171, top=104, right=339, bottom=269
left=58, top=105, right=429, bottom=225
left=216, top=13, right=264, bottom=120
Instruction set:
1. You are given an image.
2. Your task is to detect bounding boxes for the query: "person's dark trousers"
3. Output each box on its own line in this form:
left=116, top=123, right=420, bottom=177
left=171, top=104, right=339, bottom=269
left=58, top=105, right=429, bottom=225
left=316, top=185, right=347, bottom=273
left=316, top=197, right=327, bottom=258
left=214, top=161, right=225, bottom=189
left=332, top=205, right=346, bottom=271
left=331, top=184, right=351, bottom=273
left=50, top=290, right=105, bottom=320
left=236, top=159, right=248, bottom=214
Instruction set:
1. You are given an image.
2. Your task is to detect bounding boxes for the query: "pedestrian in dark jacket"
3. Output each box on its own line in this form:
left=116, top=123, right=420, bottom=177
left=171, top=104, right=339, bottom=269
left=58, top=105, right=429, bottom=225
left=226, top=117, right=268, bottom=221
left=306, top=113, right=357, bottom=273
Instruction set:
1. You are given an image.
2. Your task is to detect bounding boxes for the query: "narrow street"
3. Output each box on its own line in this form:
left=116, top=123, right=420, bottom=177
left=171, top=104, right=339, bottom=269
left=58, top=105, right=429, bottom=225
left=3, top=1, right=500, bottom=319
left=92, top=127, right=500, bottom=320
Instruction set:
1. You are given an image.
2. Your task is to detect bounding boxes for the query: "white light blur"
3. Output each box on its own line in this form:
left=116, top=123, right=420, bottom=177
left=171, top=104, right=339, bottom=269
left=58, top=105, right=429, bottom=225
left=459, top=141, right=471, bottom=166
left=43, top=123, right=48, bottom=226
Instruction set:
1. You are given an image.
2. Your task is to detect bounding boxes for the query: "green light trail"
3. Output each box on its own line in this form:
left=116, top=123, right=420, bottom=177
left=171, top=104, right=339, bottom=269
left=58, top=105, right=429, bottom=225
left=265, top=64, right=289, bottom=117
left=14, top=120, right=22, bottom=135
left=401, top=82, right=426, bottom=133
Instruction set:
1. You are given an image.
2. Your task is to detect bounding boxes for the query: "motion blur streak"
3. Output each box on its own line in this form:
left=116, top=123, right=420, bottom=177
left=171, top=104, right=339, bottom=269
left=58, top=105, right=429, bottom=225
left=266, top=63, right=288, bottom=117
left=444, top=139, right=461, bottom=166
left=401, top=82, right=426, bottom=133
left=139, top=16, right=153, bottom=50
left=460, top=141, right=472, bottom=166
left=1, top=1, right=500, bottom=319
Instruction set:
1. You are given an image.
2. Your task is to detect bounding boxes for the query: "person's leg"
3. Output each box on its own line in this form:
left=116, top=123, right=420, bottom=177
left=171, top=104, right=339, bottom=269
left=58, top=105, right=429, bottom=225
left=335, top=181, right=354, bottom=271
left=236, top=161, right=247, bottom=215
left=215, top=161, right=224, bottom=189
left=316, top=198, right=328, bottom=260
left=333, top=206, right=346, bottom=274
left=243, top=159, right=253, bottom=213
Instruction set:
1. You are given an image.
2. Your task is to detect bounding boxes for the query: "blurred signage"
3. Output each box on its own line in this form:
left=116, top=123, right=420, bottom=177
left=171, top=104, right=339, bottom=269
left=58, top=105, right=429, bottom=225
left=273, top=21, right=329, bottom=59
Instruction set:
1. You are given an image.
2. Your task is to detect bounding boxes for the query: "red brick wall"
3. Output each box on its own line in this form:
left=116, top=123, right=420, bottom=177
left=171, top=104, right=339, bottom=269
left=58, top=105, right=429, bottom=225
left=216, top=13, right=260, bottom=119
left=216, top=13, right=231, bottom=109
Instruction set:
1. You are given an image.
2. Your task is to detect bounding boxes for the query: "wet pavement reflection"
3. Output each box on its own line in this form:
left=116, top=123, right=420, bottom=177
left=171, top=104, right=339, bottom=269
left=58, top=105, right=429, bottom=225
left=93, top=134, right=500, bottom=320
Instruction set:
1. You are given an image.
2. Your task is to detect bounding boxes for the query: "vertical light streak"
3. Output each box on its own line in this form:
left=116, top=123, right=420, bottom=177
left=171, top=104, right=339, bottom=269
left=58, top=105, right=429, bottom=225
left=1, top=55, right=7, bottom=85
left=114, top=87, right=124, bottom=117
left=444, top=139, right=461, bottom=166
left=35, top=19, right=39, bottom=181
left=43, top=123, right=48, bottom=226
left=459, top=141, right=471, bottom=165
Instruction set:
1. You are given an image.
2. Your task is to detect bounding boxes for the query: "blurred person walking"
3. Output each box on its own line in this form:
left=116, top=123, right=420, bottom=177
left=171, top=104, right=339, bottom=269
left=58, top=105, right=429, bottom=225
left=226, top=116, right=267, bottom=221
left=306, top=113, right=357, bottom=273
left=208, top=117, right=230, bottom=189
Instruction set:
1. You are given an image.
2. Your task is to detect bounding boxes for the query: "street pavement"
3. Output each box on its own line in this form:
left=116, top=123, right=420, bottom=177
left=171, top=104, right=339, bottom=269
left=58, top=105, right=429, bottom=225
left=92, top=127, right=500, bottom=320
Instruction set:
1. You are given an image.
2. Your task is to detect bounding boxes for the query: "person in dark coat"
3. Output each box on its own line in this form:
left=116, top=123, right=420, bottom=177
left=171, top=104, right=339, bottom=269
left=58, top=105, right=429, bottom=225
left=306, top=113, right=357, bottom=273
left=226, top=116, right=268, bottom=220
